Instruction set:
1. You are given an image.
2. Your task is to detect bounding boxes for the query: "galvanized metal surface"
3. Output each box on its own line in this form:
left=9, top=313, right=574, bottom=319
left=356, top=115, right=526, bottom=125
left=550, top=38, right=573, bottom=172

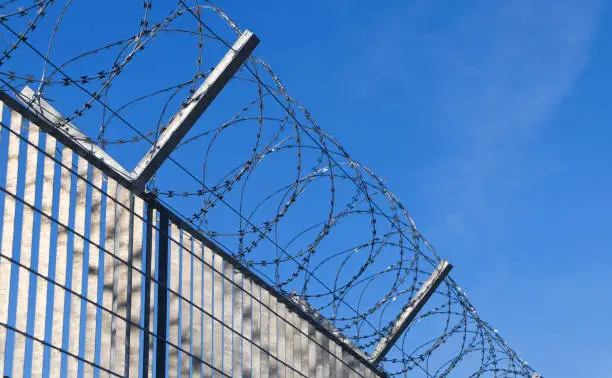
left=0, top=93, right=385, bottom=377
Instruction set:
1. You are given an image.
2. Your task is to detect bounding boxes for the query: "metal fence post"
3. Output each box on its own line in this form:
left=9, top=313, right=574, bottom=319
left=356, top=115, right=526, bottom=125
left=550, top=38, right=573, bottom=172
left=155, top=207, right=169, bottom=378
left=141, top=202, right=154, bottom=378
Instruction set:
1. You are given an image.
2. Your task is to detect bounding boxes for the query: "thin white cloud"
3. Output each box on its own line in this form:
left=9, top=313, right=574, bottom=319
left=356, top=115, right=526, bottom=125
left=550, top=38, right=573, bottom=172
left=336, top=0, right=604, bottom=305
left=345, top=0, right=603, bottom=254
left=422, top=0, right=604, bottom=250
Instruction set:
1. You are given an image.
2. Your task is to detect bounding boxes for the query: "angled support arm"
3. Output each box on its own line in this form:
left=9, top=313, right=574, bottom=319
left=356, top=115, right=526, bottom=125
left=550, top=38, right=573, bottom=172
left=369, top=259, right=453, bottom=365
left=132, top=30, right=259, bottom=189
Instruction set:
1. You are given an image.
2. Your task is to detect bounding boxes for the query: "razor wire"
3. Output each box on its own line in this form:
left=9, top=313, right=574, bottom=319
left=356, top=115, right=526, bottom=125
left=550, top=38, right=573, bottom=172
left=0, top=0, right=537, bottom=376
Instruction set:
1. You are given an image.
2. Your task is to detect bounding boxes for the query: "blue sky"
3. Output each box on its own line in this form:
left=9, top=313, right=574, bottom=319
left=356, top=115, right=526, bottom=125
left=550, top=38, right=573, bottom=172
left=1, top=0, right=610, bottom=376
left=220, top=1, right=611, bottom=376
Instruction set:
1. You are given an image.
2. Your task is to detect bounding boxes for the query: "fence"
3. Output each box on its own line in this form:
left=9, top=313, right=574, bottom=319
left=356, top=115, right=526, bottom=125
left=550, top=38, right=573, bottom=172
left=0, top=94, right=384, bottom=377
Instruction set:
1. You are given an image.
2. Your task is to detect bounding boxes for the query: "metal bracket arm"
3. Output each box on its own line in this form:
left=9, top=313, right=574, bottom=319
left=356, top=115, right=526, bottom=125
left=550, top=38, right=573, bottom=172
left=369, top=259, right=453, bottom=365
left=131, top=30, right=260, bottom=189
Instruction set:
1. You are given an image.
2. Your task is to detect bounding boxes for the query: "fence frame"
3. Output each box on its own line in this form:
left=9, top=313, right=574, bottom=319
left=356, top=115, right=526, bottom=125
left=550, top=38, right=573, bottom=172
left=0, top=88, right=387, bottom=377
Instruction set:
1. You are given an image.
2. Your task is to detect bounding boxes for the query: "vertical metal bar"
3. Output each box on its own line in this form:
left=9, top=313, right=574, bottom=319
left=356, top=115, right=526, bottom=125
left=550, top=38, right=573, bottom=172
left=110, top=184, right=121, bottom=373
left=359, top=361, right=368, bottom=377
left=13, top=120, right=39, bottom=378
left=212, top=253, right=223, bottom=373
left=348, top=353, right=359, bottom=378
left=66, top=156, right=88, bottom=377
left=241, top=277, right=252, bottom=378
left=192, top=239, right=204, bottom=378
left=358, top=360, right=367, bottom=377
left=347, top=356, right=356, bottom=378
left=141, top=202, right=154, bottom=378
left=124, top=193, right=136, bottom=376
left=328, top=339, right=336, bottom=376
left=147, top=208, right=158, bottom=378
left=222, top=260, right=233, bottom=375
left=334, top=342, right=343, bottom=377
left=315, top=330, right=324, bottom=378
left=277, top=302, right=286, bottom=378
left=180, top=230, right=192, bottom=377
left=31, top=130, right=57, bottom=376
left=269, top=293, right=277, bottom=377
left=308, top=323, right=317, bottom=377
left=251, top=283, right=261, bottom=378
left=365, top=363, right=376, bottom=378
left=126, top=194, right=145, bottom=378
left=260, top=290, right=269, bottom=377
left=155, top=208, right=169, bottom=378
left=0, top=100, right=4, bottom=377
left=130, top=196, right=144, bottom=378
left=113, top=187, right=131, bottom=375
left=202, top=246, right=213, bottom=378
left=49, top=144, right=73, bottom=378
left=232, top=270, right=243, bottom=376
left=101, top=178, right=117, bottom=373
left=300, top=315, right=308, bottom=377
left=167, top=223, right=180, bottom=378
left=83, top=168, right=103, bottom=377
left=285, top=308, right=293, bottom=378
left=0, top=109, right=22, bottom=376
left=188, top=236, right=195, bottom=377
left=320, top=329, right=330, bottom=377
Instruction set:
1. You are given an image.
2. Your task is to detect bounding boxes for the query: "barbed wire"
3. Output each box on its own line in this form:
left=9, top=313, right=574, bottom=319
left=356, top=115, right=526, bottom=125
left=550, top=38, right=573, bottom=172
left=0, top=1, right=537, bottom=376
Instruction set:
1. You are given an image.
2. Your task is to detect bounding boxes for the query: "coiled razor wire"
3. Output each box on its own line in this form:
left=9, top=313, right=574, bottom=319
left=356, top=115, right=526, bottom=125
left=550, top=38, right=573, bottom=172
left=0, top=1, right=537, bottom=376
